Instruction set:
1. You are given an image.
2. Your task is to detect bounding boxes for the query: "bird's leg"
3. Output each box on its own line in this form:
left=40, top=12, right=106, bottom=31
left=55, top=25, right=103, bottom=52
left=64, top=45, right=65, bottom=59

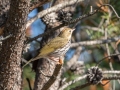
left=59, top=56, right=64, bottom=64
left=49, top=56, right=64, bottom=64
left=58, top=56, right=64, bottom=64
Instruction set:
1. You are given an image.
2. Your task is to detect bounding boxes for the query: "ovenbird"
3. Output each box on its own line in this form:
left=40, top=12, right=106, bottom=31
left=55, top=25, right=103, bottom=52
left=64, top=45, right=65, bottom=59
left=22, top=27, right=74, bottom=68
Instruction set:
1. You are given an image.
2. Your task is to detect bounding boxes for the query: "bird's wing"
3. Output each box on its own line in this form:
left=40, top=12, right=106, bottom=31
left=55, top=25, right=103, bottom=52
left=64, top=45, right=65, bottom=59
left=47, top=37, right=68, bottom=48
left=39, top=37, right=68, bottom=56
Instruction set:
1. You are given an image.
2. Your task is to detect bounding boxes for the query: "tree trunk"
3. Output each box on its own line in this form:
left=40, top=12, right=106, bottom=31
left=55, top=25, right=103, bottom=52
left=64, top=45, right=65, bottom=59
left=0, top=0, right=30, bottom=89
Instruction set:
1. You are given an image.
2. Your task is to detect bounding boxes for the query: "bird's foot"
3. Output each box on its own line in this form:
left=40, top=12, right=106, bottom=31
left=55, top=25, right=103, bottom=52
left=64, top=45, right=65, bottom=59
left=58, top=58, right=63, bottom=64
left=49, top=56, right=64, bottom=65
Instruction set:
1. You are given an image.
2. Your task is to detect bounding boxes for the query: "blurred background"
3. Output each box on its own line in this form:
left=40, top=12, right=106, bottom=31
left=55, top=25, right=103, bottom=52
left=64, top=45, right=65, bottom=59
left=23, top=0, right=120, bottom=90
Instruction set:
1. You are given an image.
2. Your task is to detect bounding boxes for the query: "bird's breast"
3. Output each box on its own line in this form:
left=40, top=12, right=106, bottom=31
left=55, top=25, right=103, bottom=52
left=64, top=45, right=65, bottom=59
left=49, top=40, right=71, bottom=57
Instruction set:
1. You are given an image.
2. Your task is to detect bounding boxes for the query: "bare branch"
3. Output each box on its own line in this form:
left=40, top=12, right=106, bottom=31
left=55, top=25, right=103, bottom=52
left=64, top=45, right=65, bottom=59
left=26, top=0, right=83, bottom=28
left=80, top=26, right=104, bottom=33
left=69, top=4, right=120, bottom=25
left=97, top=53, right=120, bottom=66
left=103, top=70, right=120, bottom=74
left=26, top=24, right=64, bottom=43
left=61, top=70, right=120, bottom=90
left=22, top=58, right=32, bottom=67
left=63, top=47, right=83, bottom=72
left=71, top=75, right=120, bottom=90
left=103, top=76, right=120, bottom=80
left=70, top=82, right=91, bottom=90
left=0, top=34, right=12, bottom=41
left=104, top=4, right=120, bottom=19
left=41, top=64, right=62, bottom=90
left=71, top=36, right=120, bottom=47
left=58, top=75, right=87, bottom=90
left=30, top=0, right=50, bottom=11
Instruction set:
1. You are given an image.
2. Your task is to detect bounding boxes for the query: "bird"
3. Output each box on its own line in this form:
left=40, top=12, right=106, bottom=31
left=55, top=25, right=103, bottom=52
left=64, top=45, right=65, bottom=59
left=22, top=27, right=75, bottom=68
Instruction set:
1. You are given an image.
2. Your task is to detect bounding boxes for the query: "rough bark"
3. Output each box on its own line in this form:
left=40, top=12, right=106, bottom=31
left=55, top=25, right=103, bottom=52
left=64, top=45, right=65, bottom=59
left=0, top=0, right=30, bottom=89
left=0, top=0, right=10, bottom=27
left=0, top=0, right=10, bottom=16
left=30, top=0, right=50, bottom=11
left=0, top=0, right=50, bottom=27
left=34, top=59, right=59, bottom=90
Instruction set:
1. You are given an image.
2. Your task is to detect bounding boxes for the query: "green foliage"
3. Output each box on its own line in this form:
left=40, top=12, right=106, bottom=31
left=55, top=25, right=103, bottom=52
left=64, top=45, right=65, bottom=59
left=23, top=66, right=35, bottom=90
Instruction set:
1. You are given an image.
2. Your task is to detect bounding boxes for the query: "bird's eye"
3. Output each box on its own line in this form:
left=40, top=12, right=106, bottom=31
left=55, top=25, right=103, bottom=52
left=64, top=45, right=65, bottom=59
left=69, top=30, right=71, bottom=32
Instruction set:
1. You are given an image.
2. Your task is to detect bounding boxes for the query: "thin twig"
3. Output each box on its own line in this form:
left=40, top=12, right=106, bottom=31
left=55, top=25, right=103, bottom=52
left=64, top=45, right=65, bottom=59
left=70, top=71, right=120, bottom=90
left=105, top=11, right=115, bottom=90
left=64, top=47, right=82, bottom=72
left=110, top=44, right=120, bottom=84
left=70, top=82, right=91, bottom=90
left=103, top=76, right=120, bottom=80
left=103, top=70, right=120, bottom=74
left=59, top=69, right=120, bottom=90
left=26, top=24, right=64, bottom=43
left=58, top=75, right=87, bottom=90
left=104, top=4, right=120, bottom=19
left=30, top=0, right=50, bottom=11
left=70, top=76, right=120, bottom=90
left=0, top=34, right=12, bottom=41
left=69, top=4, right=120, bottom=25
left=80, top=26, right=104, bottom=33
left=22, top=58, right=32, bottom=68
left=97, top=53, right=120, bottom=66
left=71, top=36, right=120, bottom=47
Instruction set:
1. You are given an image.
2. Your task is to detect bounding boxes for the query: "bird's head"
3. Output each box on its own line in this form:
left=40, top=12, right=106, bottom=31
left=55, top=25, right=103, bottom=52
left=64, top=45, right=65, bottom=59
left=59, top=27, right=75, bottom=39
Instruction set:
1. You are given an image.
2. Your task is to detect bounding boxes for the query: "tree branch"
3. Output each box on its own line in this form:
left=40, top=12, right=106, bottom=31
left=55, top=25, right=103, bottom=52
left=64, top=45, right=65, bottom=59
left=59, top=70, right=120, bottom=90
left=41, top=64, right=62, bottom=90
left=103, top=70, right=120, bottom=74
left=26, top=0, right=83, bottom=28
left=71, top=36, right=120, bottom=47
left=30, top=0, right=50, bottom=11
left=80, top=26, right=104, bottom=33
left=58, top=75, right=87, bottom=90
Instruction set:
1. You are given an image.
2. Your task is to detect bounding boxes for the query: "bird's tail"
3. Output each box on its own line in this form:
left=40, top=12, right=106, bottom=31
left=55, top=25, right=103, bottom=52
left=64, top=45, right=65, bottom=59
left=22, top=56, right=42, bottom=68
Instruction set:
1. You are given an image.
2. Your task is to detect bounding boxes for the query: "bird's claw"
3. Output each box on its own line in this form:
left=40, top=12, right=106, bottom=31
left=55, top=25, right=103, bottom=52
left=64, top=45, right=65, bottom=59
left=49, top=56, right=63, bottom=65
